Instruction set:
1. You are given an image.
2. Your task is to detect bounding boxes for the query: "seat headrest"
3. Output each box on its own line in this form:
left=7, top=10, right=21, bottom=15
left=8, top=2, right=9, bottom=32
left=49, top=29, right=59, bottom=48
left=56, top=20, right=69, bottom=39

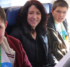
left=6, top=7, right=21, bottom=26
left=43, top=3, right=52, bottom=14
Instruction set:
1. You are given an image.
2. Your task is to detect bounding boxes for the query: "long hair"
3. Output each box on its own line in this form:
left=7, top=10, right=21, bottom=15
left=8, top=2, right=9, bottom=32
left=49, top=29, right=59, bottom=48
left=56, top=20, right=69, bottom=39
left=16, top=0, right=48, bottom=36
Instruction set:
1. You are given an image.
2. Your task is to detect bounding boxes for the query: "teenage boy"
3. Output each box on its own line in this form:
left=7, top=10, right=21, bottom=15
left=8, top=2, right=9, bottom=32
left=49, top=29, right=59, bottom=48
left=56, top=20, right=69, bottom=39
left=0, top=7, right=32, bottom=67
left=47, top=0, right=69, bottom=61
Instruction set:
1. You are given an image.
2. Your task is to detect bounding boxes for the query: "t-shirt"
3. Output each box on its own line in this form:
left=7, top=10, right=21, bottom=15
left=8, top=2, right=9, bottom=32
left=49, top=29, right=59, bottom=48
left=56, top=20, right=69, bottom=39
left=1, top=47, right=12, bottom=67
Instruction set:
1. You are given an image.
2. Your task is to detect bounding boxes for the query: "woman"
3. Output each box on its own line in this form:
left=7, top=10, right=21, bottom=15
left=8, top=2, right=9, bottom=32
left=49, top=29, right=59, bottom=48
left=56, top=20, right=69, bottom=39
left=10, top=0, right=55, bottom=67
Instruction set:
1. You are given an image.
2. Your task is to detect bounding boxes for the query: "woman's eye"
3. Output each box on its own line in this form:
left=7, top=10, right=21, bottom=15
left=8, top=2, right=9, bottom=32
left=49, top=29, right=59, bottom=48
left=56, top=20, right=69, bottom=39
left=29, top=12, right=33, bottom=14
left=29, top=11, right=33, bottom=14
left=37, top=12, right=40, bottom=15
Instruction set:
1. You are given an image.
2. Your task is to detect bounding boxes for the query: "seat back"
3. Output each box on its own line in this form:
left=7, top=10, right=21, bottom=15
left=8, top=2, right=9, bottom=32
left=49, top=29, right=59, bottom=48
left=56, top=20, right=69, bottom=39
left=5, top=7, right=21, bottom=34
left=43, top=3, right=52, bottom=14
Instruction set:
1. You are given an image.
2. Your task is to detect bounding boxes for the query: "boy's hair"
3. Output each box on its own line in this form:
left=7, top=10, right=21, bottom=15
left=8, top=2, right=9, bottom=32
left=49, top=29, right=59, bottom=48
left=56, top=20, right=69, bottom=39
left=52, top=0, right=69, bottom=10
left=0, top=7, right=6, bottom=23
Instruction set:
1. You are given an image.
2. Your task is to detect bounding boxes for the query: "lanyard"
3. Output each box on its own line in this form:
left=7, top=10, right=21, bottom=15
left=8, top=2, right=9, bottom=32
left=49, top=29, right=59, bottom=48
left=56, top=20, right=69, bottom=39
left=0, top=45, right=1, bottom=67
left=54, top=20, right=66, bottom=40
left=60, top=24, right=66, bottom=40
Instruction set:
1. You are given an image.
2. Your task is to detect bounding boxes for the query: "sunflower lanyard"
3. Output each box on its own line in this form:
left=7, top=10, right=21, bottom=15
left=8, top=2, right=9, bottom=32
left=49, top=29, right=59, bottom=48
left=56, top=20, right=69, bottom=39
left=0, top=44, right=1, bottom=67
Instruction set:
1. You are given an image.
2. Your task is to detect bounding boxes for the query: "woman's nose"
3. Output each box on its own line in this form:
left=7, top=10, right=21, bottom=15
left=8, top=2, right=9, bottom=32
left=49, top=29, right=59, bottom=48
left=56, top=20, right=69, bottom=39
left=32, top=14, right=37, bottom=19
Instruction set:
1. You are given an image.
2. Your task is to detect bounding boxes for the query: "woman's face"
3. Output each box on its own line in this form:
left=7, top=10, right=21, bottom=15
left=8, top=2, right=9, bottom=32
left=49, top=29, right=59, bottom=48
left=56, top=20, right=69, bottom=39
left=27, top=5, right=41, bottom=30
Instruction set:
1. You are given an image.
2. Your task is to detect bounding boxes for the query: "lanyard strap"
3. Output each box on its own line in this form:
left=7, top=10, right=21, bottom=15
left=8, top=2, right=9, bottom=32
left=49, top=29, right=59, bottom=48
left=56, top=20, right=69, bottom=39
left=0, top=45, right=1, bottom=67
left=60, top=24, right=66, bottom=40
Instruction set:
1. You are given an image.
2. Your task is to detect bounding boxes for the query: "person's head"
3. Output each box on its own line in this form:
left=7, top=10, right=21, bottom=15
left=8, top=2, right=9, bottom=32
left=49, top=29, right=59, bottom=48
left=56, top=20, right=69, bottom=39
left=27, top=5, right=41, bottom=30
left=0, top=7, right=7, bottom=44
left=17, top=0, right=48, bottom=35
left=51, top=0, right=68, bottom=23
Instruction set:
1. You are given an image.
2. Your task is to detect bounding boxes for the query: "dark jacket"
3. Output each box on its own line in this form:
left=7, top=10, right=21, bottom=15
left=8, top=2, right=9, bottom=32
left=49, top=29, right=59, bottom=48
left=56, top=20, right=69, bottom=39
left=47, top=13, right=67, bottom=61
left=10, top=25, right=55, bottom=67
left=5, top=32, right=32, bottom=67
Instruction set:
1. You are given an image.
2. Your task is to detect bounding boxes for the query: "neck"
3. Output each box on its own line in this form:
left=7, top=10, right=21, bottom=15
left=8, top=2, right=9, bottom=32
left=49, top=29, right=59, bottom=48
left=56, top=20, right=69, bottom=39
left=54, top=20, right=62, bottom=24
left=31, top=31, right=37, bottom=40
left=31, top=27, right=35, bottom=30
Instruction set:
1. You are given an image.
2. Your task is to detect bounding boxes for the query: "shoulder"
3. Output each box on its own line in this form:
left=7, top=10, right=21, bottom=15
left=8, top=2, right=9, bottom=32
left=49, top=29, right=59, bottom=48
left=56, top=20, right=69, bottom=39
left=7, top=34, right=20, bottom=43
left=48, top=13, right=53, bottom=21
left=11, top=27, right=21, bottom=34
left=6, top=34, right=25, bottom=58
left=47, top=13, right=54, bottom=27
left=6, top=34, right=23, bottom=50
left=10, top=26, right=23, bottom=39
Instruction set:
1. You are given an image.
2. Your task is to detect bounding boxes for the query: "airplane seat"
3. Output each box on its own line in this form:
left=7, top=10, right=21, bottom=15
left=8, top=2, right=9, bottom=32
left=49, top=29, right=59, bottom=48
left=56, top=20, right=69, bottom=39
left=43, top=3, right=52, bottom=14
left=5, top=3, right=52, bottom=34
left=5, top=7, right=21, bottom=34
left=3, top=7, right=10, bottom=13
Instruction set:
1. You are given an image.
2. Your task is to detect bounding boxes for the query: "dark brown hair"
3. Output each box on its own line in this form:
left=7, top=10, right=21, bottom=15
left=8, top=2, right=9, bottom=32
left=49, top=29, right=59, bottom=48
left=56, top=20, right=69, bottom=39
left=0, top=7, right=6, bottom=23
left=52, top=0, right=69, bottom=10
left=16, top=0, right=48, bottom=35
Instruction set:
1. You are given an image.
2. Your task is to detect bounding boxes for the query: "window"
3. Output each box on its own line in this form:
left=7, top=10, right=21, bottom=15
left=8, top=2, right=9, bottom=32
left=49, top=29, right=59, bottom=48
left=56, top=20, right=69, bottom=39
left=0, top=0, right=11, bottom=8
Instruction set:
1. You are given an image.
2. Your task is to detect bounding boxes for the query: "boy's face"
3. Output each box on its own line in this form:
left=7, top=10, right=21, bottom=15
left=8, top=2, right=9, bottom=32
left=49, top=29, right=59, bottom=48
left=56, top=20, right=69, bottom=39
left=52, top=6, right=68, bottom=23
left=0, top=18, right=7, bottom=44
